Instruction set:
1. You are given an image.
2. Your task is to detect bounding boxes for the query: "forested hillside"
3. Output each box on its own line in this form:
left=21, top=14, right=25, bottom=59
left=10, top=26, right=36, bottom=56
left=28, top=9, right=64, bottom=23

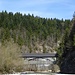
left=0, top=11, right=73, bottom=73
left=59, top=12, right=75, bottom=74
left=0, top=11, right=72, bottom=53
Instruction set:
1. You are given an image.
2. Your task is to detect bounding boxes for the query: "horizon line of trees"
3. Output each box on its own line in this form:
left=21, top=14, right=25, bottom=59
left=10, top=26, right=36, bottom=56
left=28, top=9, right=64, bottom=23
left=0, top=11, right=72, bottom=46
left=0, top=10, right=74, bottom=73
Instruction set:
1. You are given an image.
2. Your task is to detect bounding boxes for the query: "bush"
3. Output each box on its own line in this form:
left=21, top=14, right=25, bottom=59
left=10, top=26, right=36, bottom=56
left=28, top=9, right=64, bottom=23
left=0, top=40, right=24, bottom=73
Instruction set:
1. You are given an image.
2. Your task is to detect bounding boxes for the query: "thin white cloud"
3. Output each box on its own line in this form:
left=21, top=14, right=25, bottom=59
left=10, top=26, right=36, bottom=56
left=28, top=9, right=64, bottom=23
left=0, top=0, right=3, bottom=8
left=16, top=0, right=65, bottom=7
left=15, top=10, right=60, bottom=19
left=1, top=0, right=64, bottom=8
left=0, top=0, right=75, bottom=19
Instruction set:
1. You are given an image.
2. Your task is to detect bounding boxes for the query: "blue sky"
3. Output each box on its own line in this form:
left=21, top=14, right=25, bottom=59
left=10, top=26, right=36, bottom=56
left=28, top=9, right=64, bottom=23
left=0, top=0, right=75, bottom=19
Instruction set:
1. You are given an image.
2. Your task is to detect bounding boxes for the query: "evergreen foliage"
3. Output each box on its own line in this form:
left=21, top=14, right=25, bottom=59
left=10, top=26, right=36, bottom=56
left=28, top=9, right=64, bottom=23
left=0, top=11, right=71, bottom=46
left=59, top=12, right=75, bottom=73
left=0, top=10, right=73, bottom=73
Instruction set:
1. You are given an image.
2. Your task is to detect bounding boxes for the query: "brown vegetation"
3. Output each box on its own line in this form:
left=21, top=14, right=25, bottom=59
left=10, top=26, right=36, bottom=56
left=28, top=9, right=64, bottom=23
left=0, top=40, right=24, bottom=73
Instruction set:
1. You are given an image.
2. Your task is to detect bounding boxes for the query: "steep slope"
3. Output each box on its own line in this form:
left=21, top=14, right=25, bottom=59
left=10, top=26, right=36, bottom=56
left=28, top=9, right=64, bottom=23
left=60, top=18, right=75, bottom=74
left=0, top=11, right=71, bottom=53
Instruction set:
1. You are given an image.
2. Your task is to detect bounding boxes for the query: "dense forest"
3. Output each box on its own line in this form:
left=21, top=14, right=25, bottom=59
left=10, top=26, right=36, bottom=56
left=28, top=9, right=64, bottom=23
left=0, top=11, right=72, bottom=52
left=59, top=13, right=75, bottom=73
left=0, top=11, right=73, bottom=73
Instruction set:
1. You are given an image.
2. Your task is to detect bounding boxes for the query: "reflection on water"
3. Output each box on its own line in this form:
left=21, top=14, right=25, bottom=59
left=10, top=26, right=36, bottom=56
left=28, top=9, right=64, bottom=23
left=1, top=74, right=56, bottom=75
left=21, top=74, right=54, bottom=75
left=20, top=72, right=58, bottom=75
left=20, top=73, right=56, bottom=75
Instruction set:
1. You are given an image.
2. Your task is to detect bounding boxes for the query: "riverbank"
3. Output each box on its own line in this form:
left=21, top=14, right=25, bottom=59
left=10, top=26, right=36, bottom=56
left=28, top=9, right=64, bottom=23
left=0, top=73, right=67, bottom=75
